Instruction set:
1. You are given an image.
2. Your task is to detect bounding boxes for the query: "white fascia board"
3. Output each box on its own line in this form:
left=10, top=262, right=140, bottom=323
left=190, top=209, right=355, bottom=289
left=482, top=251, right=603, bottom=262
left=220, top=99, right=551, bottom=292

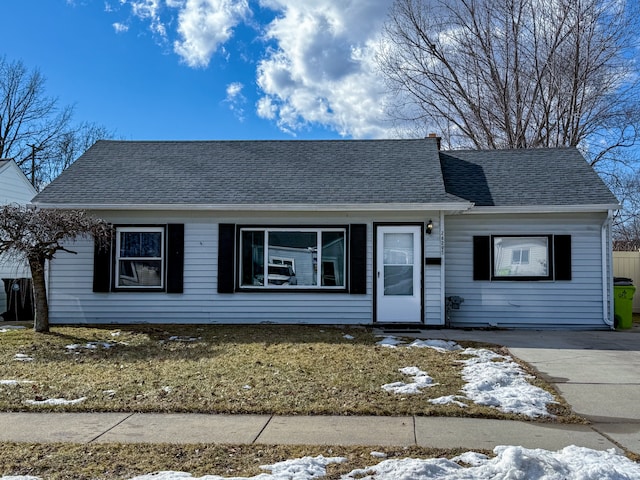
left=32, top=201, right=475, bottom=212
left=462, top=204, right=621, bottom=214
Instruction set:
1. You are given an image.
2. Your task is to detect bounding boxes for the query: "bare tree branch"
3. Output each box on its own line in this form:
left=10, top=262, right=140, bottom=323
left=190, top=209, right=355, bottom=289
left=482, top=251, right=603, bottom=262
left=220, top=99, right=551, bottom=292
left=379, top=0, right=640, bottom=154
left=0, top=56, right=114, bottom=189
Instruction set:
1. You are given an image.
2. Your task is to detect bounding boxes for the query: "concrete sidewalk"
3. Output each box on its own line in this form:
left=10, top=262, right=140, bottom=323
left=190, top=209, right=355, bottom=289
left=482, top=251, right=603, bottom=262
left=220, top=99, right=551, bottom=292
left=0, top=412, right=619, bottom=452
left=1, top=326, right=639, bottom=454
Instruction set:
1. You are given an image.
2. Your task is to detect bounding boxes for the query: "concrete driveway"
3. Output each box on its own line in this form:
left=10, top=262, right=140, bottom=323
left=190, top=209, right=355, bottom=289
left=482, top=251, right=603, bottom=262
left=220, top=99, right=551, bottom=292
left=428, top=325, right=640, bottom=454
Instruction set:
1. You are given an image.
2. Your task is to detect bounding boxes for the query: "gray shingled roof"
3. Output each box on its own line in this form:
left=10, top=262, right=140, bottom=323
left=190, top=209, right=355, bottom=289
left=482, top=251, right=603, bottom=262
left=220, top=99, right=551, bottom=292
left=440, top=148, right=618, bottom=207
left=33, top=139, right=618, bottom=209
left=34, top=139, right=460, bottom=206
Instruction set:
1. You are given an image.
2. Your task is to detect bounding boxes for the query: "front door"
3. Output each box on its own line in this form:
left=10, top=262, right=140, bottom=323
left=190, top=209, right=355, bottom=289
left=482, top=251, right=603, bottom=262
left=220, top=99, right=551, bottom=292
left=375, top=225, right=423, bottom=323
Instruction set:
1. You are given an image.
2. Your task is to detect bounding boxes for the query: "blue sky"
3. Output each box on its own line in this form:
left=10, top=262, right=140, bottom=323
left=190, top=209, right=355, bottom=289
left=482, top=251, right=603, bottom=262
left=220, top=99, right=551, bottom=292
left=1, top=0, right=396, bottom=141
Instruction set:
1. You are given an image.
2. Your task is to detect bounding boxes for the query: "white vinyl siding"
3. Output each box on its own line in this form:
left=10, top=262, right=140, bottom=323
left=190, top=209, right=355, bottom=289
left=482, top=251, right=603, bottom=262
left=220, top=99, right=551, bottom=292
left=0, top=161, right=37, bottom=205
left=445, top=213, right=610, bottom=329
left=46, top=211, right=444, bottom=326
left=0, top=161, right=36, bottom=316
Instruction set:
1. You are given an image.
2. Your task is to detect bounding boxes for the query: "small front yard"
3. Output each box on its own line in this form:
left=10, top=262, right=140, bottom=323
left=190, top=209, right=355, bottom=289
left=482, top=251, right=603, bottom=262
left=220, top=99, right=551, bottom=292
left=0, top=324, right=578, bottom=422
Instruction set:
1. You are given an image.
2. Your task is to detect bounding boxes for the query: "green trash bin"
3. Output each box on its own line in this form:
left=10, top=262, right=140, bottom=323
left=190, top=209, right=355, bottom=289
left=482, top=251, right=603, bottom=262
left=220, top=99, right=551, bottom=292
left=614, top=277, right=635, bottom=329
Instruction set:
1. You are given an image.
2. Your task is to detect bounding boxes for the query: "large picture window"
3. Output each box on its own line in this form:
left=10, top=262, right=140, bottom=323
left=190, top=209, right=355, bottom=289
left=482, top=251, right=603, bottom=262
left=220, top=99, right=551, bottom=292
left=493, top=235, right=551, bottom=280
left=239, top=228, right=346, bottom=289
left=115, top=227, right=164, bottom=288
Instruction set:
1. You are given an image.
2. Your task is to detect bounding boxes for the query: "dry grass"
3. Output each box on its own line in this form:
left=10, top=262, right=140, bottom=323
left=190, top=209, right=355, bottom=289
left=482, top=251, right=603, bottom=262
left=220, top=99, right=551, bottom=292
left=0, top=442, right=482, bottom=480
left=0, top=324, right=579, bottom=421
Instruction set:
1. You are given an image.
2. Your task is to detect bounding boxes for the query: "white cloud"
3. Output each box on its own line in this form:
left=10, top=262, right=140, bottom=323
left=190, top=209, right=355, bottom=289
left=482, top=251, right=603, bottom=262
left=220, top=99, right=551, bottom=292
left=226, top=82, right=244, bottom=99
left=113, top=22, right=129, bottom=33
left=104, top=0, right=398, bottom=137
left=255, top=0, right=396, bottom=138
left=225, top=82, right=247, bottom=121
left=173, top=0, right=250, bottom=68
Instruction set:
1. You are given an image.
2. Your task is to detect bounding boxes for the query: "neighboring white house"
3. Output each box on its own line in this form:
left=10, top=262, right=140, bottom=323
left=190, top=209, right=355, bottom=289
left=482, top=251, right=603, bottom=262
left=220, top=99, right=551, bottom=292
left=32, top=138, right=620, bottom=329
left=0, top=159, right=37, bottom=317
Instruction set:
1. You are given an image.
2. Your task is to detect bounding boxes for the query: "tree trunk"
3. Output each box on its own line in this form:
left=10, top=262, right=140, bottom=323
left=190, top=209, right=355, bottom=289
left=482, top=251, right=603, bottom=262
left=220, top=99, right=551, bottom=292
left=29, top=256, right=49, bottom=333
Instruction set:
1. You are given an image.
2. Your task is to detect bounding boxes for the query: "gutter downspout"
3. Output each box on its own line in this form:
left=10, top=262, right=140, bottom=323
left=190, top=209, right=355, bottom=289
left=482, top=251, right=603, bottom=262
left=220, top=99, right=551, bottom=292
left=440, top=210, right=446, bottom=327
left=602, top=210, right=614, bottom=328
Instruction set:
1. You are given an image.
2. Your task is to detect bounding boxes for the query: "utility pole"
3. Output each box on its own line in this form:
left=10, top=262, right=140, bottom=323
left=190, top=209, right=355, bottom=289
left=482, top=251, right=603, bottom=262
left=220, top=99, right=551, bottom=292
left=27, top=144, right=42, bottom=187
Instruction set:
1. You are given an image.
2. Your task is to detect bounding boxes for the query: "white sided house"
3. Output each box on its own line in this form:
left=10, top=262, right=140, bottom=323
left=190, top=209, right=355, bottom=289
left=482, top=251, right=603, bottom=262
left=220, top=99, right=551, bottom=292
left=0, top=159, right=37, bottom=317
left=32, top=139, right=620, bottom=329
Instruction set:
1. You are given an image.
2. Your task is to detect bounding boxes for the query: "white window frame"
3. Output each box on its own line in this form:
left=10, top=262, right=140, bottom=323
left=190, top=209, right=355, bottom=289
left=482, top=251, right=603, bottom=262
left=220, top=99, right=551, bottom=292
left=115, top=226, right=165, bottom=289
left=269, top=256, right=296, bottom=273
left=239, top=227, right=347, bottom=290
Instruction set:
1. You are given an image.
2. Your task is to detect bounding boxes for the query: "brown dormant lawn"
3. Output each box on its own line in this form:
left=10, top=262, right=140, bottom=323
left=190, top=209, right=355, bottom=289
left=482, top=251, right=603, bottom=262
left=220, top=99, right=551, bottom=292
left=0, top=324, right=578, bottom=421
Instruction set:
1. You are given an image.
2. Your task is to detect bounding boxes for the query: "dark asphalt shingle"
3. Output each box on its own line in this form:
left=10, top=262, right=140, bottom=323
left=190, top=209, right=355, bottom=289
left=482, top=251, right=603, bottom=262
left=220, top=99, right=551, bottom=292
left=33, top=139, right=618, bottom=208
left=440, top=148, right=618, bottom=206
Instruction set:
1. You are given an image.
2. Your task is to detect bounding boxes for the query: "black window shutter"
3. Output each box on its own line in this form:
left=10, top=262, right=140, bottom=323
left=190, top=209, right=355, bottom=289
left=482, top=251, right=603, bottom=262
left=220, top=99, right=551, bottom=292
left=554, top=235, right=572, bottom=281
left=93, top=234, right=112, bottom=292
left=218, top=224, right=236, bottom=293
left=349, top=224, right=367, bottom=294
left=166, top=224, right=185, bottom=293
left=473, top=236, right=491, bottom=281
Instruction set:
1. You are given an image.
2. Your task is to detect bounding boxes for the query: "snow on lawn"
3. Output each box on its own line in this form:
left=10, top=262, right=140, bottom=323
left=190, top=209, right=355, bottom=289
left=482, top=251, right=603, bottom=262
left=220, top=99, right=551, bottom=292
left=0, top=325, right=25, bottom=333
left=24, top=397, right=87, bottom=406
left=65, top=341, right=116, bottom=351
left=459, top=348, right=556, bottom=418
left=0, top=380, right=33, bottom=386
left=382, top=367, right=438, bottom=394
left=3, top=446, right=640, bottom=479
left=377, top=336, right=555, bottom=418
left=13, top=353, right=33, bottom=362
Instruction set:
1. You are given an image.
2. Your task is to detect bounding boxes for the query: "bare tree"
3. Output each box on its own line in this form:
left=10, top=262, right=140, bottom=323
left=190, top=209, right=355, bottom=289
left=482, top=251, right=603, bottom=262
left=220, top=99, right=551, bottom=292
left=0, top=56, right=113, bottom=188
left=379, top=0, right=640, bottom=167
left=43, top=122, right=115, bottom=183
left=0, top=205, right=111, bottom=333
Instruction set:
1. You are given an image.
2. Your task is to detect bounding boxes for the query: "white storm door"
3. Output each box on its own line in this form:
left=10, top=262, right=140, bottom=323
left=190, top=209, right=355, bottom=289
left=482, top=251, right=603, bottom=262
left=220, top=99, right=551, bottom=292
left=376, top=225, right=423, bottom=323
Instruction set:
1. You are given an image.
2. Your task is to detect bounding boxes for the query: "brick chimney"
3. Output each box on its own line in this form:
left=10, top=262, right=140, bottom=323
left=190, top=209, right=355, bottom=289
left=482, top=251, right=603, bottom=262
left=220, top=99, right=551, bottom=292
left=427, top=133, right=441, bottom=150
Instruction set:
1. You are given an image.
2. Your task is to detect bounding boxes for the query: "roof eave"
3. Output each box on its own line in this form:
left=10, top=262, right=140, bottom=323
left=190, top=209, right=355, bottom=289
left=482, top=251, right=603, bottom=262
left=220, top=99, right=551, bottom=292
left=31, top=201, right=474, bottom=212
left=464, top=204, right=620, bottom=214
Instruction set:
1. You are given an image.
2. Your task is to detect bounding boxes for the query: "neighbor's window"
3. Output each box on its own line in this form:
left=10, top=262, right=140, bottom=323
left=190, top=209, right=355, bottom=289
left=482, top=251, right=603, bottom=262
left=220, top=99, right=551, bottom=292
left=493, top=236, right=550, bottom=279
left=115, top=227, right=164, bottom=288
left=240, top=228, right=346, bottom=289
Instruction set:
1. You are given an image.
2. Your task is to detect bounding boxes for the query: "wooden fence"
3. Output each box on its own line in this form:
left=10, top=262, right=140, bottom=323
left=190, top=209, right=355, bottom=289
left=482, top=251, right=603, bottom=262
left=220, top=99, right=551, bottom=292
left=613, top=251, right=640, bottom=313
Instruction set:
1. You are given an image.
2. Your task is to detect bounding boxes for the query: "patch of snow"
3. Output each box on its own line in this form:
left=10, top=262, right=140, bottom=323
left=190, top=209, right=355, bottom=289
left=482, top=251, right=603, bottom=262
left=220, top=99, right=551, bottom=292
left=429, top=395, right=468, bottom=408
left=451, top=451, right=489, bottom=466
left=0, top=380, right=33, bottom=386
left=25, top=397, right=87, bottom=406
left=0, top=326, right=26, bottom=333
left=408, top=339, right=462, bottom=352
left=242, top=385, right=252, bottom=390
left=343, top=334, right=354, bottom=340
left=376, top=336, right=405, bottom=348
left=382, top=366, right=438, bottom=394
left=375, top=337, right=556, bottom=417
left=13, top=354, right=33, bottom=362
left=370, top=451, right=388, bottom=458
left=126, top=455, right=347, bottom=480
left=167, top=336, right=201, bottom=342
left=344, top=445, right=640, bottom=479
left=459, top=348, right=555, bottom=418
left=65, top=341, right=114, bottom=351
left=0, top=476, right=40, bottom=480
